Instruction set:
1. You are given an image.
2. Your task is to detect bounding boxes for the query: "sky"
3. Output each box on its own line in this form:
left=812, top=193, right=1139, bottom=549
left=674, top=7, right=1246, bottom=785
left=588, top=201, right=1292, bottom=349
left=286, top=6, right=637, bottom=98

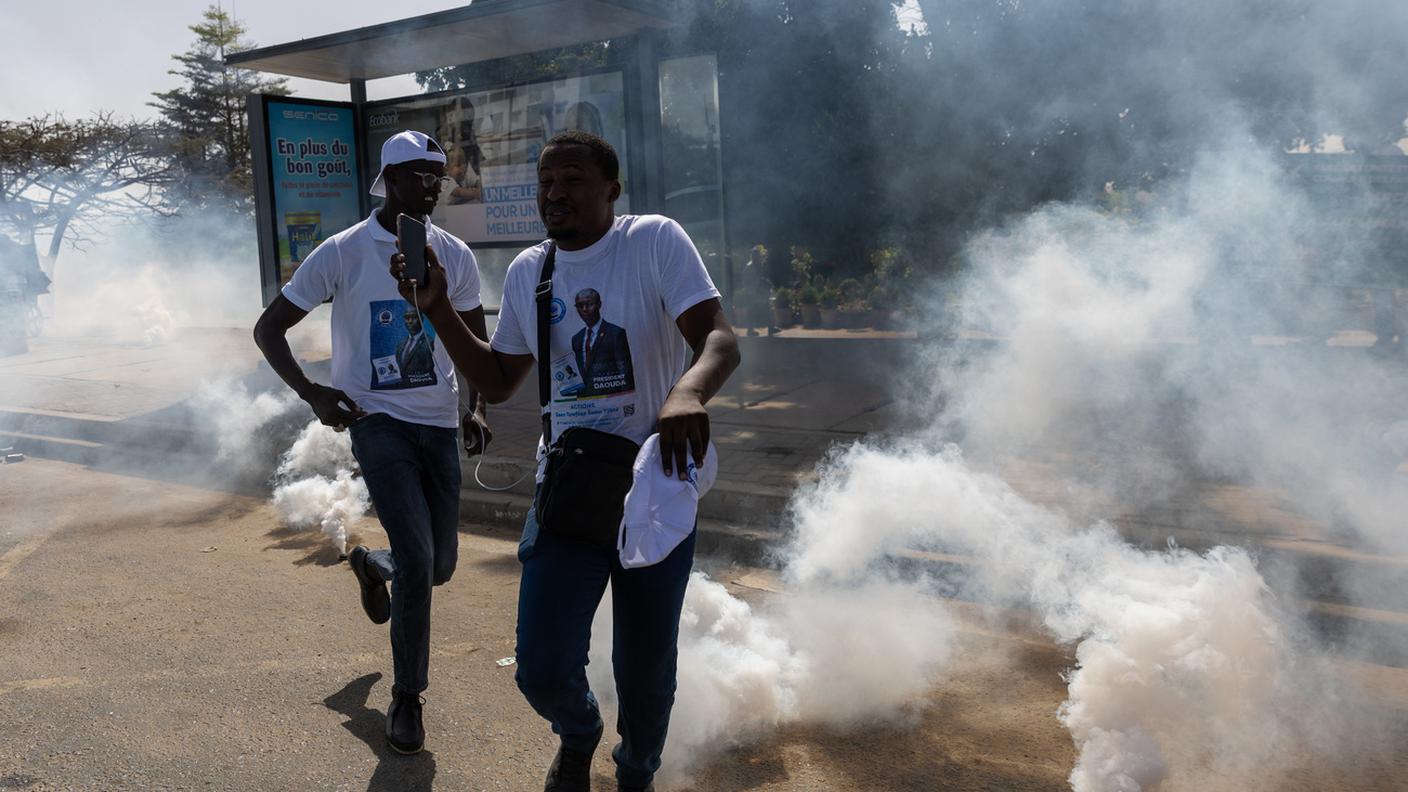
left=0, top=0, right=466, bottom=121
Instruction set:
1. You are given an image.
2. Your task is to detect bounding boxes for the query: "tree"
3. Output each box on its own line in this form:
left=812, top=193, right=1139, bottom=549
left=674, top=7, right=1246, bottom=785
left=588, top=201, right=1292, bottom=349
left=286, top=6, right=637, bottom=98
left=0, top=114, right=178, bottom=274
left=150, top=5, right=288, bottom=213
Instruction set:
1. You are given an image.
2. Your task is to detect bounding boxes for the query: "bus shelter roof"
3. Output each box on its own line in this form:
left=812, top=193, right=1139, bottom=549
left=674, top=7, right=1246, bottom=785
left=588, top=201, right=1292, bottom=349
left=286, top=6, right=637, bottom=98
left=226, top=0, right=677, bottom=83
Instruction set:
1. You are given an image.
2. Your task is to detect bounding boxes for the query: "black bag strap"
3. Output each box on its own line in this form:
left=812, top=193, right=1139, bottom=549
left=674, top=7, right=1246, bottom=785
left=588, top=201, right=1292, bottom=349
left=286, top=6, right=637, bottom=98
left=535, top=242, right=557, bottom=445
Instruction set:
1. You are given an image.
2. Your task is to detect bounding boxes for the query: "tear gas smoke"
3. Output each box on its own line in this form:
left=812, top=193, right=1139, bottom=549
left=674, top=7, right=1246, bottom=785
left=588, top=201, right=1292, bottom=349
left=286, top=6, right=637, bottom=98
left=32, top=212, right=359, bottom=553
left=789, top=443, right=1291, bottom=792
left=270, top=420, right=369, bottom=556
left=197, top=380, right=366, bottom=554
left=42, top=214, right=263, bottom=343
left=589, top=145, right=1404, bottom=790
left=194, top=380, right=300, bottom=463
left=936, top=145, right=1408, bottom=557
left=589, top=570, right=955, bottom=785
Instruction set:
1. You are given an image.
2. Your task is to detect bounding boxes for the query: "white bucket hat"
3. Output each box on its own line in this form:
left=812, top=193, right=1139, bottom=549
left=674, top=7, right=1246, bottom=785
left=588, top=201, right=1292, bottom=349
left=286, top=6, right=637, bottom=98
left=368, top=130, right=447, bottom=198
left=618, top=434, right=718, bottom=569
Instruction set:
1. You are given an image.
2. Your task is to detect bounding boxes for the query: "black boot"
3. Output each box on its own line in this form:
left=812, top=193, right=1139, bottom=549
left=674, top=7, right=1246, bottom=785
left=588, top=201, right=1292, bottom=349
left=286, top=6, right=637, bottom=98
left=386, top=687, right=425, bottom=755
left=543, top=743, right=594, bottom=792
left=348, top=545, right=391, bottom=625
left=618, top=785, right=655, bottom=792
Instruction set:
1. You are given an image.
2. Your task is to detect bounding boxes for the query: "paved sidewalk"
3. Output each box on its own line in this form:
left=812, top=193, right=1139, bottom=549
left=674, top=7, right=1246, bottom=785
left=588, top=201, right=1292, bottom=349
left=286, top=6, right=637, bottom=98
left=6, top=325, right=1408, bottom=655
left=0, top=326, right=909, bottom=528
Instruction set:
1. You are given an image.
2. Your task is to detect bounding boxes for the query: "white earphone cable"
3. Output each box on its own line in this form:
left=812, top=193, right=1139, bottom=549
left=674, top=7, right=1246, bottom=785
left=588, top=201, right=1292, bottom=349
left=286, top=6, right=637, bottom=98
left=413, top=279, right=531, bottom=493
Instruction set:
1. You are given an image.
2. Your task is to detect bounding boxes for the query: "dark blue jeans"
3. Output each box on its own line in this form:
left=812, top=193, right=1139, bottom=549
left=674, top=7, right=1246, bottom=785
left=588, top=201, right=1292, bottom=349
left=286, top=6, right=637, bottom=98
left=349, top=413, right=461, bottom=695
left=515, top=493, right=696, bottom=788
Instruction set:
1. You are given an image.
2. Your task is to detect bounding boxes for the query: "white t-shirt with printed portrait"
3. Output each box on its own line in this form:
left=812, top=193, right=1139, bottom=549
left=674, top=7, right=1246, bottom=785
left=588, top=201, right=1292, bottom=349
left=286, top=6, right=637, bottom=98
left=282, top=212, right=482, bottom=429
left=491, top=214, right=720, bottom=463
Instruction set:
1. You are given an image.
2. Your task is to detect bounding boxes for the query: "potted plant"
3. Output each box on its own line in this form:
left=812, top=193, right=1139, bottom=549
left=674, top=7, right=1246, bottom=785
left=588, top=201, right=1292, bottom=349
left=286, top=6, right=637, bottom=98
left=868, top=281, right=895, bottom=329
left=838, top=297, right=870, bottom=329
left=837, top=278, right=866, bottom=328
left=819, top=284, right=841, bottom=329
left=771, top=286, right=796, bottom=328
left=732, top=284, right=753, bottom=331
left=798, top=283, right=821, bottom=328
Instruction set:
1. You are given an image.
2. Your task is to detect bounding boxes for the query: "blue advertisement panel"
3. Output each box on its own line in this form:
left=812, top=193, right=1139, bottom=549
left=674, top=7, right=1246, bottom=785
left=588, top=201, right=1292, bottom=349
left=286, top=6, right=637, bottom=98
left=366, top=72, right=629, bottom=245
left=266, top=100, right=362, bottom=284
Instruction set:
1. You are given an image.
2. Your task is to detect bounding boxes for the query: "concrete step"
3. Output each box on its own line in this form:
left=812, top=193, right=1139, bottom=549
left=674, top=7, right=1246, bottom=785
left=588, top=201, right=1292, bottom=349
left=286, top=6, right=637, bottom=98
left=458, top=452, right=796, bottom=530
left=0, top=407, right=213, bottom=456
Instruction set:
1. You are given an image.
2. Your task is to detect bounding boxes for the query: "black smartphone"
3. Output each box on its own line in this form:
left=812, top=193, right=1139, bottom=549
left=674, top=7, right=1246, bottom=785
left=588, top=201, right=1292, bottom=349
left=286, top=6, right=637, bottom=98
left=397, top=213, right=428, bottom=283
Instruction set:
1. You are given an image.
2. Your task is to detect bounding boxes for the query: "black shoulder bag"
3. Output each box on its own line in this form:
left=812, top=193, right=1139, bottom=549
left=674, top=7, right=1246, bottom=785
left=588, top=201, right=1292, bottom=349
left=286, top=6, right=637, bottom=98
left=534, top=242, right=641, bottom=549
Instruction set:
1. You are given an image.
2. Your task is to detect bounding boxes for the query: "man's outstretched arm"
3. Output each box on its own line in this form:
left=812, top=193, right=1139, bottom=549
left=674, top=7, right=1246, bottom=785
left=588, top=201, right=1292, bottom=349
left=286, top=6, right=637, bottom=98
left=253, top=296, right=366, bottom=428
left=394, top=248, right=534, bottom=404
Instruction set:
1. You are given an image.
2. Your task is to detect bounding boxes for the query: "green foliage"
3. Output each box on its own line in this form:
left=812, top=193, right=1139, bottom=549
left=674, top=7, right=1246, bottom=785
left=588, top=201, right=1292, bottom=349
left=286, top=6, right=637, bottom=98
left=789, top=246, right=814, bottom=286
left=798, top=282, right=820, bottom=305
left=771, top=285, right=795, bottom=311
left=150, top=5, right=288, bottom=214
left=869, top=246, right=912, bottom=283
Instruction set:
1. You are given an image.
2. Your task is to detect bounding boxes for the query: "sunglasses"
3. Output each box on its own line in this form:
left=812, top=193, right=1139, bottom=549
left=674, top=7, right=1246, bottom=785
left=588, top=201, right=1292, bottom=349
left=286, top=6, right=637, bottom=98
left=401, top=169, right=449, bottom=189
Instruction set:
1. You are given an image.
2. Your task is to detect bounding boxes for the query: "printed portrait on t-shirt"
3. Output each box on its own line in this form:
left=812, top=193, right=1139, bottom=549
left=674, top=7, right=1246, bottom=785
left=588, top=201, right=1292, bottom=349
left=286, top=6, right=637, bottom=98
left=369, top=299, right=439, bottom=390
left=566, top=287, right=635, bottom=398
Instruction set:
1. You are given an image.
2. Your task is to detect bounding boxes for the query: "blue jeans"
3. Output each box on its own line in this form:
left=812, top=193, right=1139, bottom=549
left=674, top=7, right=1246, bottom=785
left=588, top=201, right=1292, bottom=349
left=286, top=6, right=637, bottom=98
left=515, top=494, right=696, bottom=788
left=349, top=413, right=461, bottom=695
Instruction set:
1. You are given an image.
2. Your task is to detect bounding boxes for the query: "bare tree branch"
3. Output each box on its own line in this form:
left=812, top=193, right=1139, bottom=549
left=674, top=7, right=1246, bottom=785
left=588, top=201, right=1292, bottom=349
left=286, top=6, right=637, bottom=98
left=1, top=113, right=178, bottom=271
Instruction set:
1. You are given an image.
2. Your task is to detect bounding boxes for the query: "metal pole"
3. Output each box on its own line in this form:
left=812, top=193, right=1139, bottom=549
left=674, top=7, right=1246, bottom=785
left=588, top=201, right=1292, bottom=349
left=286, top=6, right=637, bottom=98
left=634, top=32, right=665, bottom=214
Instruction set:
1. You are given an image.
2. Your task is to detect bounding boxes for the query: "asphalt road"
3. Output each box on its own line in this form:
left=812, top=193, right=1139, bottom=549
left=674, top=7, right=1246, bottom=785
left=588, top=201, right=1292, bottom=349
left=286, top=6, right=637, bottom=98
left=1, top=458, right=1405, bottom=792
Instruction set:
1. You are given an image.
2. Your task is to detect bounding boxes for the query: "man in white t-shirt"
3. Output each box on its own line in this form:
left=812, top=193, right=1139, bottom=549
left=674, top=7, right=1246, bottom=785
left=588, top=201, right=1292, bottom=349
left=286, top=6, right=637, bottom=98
left=253, top=130, right=490, bottom=757
left=388, top=130, right=741, bottom=792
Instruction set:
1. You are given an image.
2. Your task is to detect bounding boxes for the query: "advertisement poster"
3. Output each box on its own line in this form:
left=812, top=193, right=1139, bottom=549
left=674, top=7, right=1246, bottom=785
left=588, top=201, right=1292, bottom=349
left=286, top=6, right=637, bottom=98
left=266, top=100, right=362, bottom=284
left=366, top=72, right=629, bottom=245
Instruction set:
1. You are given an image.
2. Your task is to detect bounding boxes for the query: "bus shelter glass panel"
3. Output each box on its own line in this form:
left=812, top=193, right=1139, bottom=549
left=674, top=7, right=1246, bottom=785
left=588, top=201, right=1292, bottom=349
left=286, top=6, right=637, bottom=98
left=367, top=72, right=630, bottom=249
left=659, top=55, right=725, bottom=286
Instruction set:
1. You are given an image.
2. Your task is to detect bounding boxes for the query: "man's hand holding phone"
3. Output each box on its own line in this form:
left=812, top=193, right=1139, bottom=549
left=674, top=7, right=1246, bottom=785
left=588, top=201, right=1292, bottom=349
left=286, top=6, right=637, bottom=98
left=391, top=245, right=448, bottom=313
left=396, top=214, right=428, bottom=282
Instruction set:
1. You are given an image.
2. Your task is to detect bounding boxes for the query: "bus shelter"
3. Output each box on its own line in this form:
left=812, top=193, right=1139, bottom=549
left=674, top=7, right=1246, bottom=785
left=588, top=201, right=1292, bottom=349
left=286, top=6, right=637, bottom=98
left=228, top=0, right=728, bottom=306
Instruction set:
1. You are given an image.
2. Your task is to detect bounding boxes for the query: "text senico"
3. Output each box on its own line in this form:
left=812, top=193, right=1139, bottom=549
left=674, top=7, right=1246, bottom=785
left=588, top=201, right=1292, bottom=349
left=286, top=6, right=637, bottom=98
left=282, top=110, right=340, bottom=122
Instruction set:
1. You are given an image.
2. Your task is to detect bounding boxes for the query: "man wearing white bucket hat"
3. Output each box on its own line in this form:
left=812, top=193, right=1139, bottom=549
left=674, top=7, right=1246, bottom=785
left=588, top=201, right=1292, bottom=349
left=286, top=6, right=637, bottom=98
left=389, top=129, right=740, bottom=792
left=254, top=129, right=491, bottom=755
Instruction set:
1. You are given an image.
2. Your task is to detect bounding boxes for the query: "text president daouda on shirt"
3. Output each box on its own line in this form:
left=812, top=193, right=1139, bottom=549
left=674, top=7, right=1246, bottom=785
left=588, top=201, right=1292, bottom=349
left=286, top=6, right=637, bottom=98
left=570, top=288, right=635, bottom=397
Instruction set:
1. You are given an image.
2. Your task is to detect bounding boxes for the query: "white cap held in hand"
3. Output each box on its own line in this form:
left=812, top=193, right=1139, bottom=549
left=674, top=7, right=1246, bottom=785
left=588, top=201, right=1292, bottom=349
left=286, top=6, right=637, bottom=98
left=618, top=434, right=718, bottom=569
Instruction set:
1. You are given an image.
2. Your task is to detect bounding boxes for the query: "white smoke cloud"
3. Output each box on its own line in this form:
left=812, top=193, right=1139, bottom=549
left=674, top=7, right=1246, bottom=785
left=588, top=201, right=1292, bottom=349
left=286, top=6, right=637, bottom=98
left=589, top=569, right=954, bottom=786
left=270, top=420, right=369, bottom=556
left=196, top=379, right=366, bottom=556
left=41, top=214, right=263, bottom=344
left=938, top=146, right=1408, bottom=556
left=787, top=443, right=1290, bottom=792
left=586, top=144, right=1403, bottom=790
left=194, top=380, right=301, bottom=462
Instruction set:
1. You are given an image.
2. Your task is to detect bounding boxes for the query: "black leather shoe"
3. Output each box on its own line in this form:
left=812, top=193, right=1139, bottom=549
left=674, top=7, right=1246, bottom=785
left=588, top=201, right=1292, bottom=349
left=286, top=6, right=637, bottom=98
left=386, top=687, right=425, bottom=755
left=348, top=545, right=391, bottom=625
left=543, top=743, right=593, bottom=791
left=618, top=785, right=654, bottom=792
